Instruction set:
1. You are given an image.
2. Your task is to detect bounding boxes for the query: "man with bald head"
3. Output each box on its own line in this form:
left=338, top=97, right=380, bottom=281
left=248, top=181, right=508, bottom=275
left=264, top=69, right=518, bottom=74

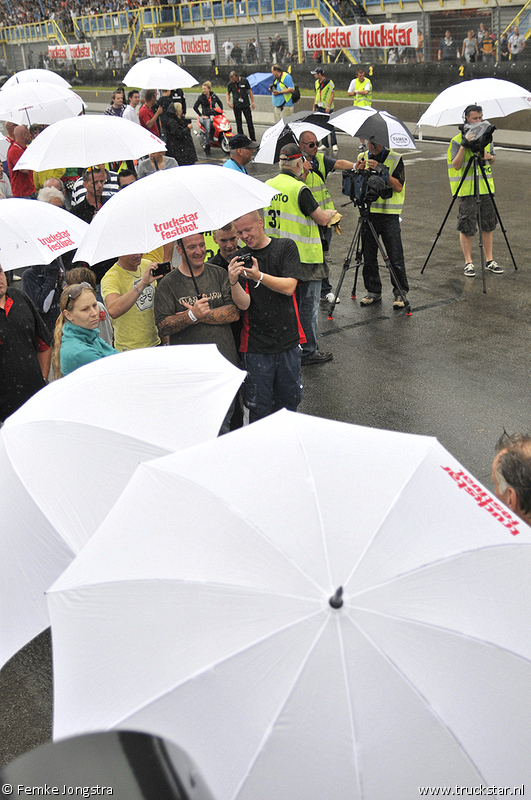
left=7, top=125, right=36, bottom=198
left=492, top=432, right=531, bottom=528
left=227, top=210, right=304, bottom=422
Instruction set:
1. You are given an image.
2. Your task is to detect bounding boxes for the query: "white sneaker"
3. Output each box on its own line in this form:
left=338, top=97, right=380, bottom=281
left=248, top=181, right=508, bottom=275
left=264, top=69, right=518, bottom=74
left=332, top=145, right=338, bottom=152
left=325, top=292, right=340, bottom=304
left=317, top=145, right=326, bottom=151
left=464, top=263, right=476, bottom=277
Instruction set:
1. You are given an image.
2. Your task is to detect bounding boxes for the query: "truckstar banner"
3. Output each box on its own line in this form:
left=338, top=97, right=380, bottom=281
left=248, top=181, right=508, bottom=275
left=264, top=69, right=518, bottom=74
left=146, top=34, right=215, bottom=58
left=304, top=22, right=417, bottom=51
left=48, top=44, right=92, bottom=60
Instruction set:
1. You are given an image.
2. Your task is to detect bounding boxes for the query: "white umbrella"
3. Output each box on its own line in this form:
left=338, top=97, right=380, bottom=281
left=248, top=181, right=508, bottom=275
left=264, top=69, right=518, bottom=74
left=418, top=78, right=531, bottom=127
left=123, top=57, right=198, bottom=90
left=74, top=165, right=277, bottom=266
left=0, top=198, right=88, bottom=271
left=0, top=344, right=244, bottom=669
left=0, top=82, right=84, bottom=125
left=0, top=132, right=9, bottom=161
left=48, top=410, right=531, bottom=800
left=331, top=107, right=416, bottom=149
left=14, top=115, right=165, bottom=173
left=2, top=69, right=72, bottom=90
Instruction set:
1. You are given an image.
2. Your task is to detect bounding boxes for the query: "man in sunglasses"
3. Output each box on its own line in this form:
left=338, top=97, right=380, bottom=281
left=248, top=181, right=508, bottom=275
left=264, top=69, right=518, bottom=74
left=299, top=131, right=354, bottom=301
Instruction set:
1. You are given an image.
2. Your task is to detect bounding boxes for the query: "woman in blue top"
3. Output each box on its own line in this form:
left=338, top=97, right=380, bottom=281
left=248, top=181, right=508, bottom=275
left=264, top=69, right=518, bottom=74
left=53, top=282, right=117, bottom=377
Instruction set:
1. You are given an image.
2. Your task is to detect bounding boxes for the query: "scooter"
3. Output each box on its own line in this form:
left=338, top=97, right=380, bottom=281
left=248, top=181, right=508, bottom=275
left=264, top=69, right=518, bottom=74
left=195, top=108, right=233, bottom=154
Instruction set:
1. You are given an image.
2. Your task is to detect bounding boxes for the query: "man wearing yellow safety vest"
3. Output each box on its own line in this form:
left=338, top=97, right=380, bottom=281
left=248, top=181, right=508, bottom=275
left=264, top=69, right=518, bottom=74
left=265, top=143, right=337, bottom=365
left=311, top=67, right=338, bottom=152
left=270, top=64, right=294, bottom=124
left=299, top=129, right=354, bottom=301
left=355, top=138, right=409, bottom=308
left=348, top=66, right=372, bottom=151
left=447, top=105, right=503, bottom=278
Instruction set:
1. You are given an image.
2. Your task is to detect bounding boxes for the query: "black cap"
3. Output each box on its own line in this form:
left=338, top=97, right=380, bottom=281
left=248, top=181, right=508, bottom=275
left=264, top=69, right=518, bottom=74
left=311, top=67, right=325, bottom=75
left=279, top=143, right=302, bottom=160
left=229, top=134, right=259, bottom=150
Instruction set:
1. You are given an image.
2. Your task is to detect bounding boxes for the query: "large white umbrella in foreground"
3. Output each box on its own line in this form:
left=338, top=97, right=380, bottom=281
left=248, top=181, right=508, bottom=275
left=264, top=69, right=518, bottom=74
left=0, top=82, right=84, bottom=125
left=0, top=345, right=244, bottom=669
left=0, top=198, right=88, bottom=271
left=123, top=57, right=198, bottom=90
left=48, top=411, right=531, bottom=800
left=331, top=106, right=416, bottom=149
left=74, top=165, right=277, bottom=265
left=418, top=77, right=531, bottom=127
left=15, top=115, right=165, bottom=173
left=2, top=69, right=72, bottom=89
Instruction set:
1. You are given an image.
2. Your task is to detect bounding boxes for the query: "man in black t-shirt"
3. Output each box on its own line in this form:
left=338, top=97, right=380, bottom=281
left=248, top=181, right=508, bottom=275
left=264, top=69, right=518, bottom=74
left=226, top=71, right=256, bottom=141
left=227, top=210, right=304, bottom=423
left=0, top=265, right=52, bottom=423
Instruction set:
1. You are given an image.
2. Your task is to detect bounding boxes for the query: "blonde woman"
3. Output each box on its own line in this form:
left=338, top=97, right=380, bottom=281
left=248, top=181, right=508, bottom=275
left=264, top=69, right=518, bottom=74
left=53, top=283, right=117, bottom=377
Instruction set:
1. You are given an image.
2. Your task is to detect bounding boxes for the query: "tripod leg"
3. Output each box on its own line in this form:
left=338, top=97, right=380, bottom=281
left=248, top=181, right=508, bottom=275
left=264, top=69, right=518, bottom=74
left=421, top=157, right=474, bottom=275
left=366, top=218, right=412, bottom=315
left=329, top=218, right=363, bottom=320
left=478, top=159, right=518, bottom=271
left=473, top=159, right=488, bottom=294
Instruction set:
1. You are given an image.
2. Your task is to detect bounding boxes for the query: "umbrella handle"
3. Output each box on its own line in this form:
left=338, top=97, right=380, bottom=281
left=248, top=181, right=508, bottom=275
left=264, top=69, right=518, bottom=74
left=329, top=586, right=343, bottom=609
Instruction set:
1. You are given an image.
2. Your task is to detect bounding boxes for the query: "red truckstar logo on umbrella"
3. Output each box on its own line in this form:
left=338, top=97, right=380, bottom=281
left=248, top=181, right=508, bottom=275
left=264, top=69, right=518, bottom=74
left=153, top=212, right=200, bottom=241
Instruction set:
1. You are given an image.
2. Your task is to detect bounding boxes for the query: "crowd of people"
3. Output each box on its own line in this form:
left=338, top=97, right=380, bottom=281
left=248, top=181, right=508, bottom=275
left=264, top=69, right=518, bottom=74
left=438, top=24, right=525, bottom=63
left=1, top=62, right=530, bottom=522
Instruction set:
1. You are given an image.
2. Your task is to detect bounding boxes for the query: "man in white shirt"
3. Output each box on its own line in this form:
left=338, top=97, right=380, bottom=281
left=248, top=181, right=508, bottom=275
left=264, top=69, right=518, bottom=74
left=223, top=37, right=234, bottom=64
left=508, top=26, right=526, bottom=61
left=123, top=90, right=140, bottom=124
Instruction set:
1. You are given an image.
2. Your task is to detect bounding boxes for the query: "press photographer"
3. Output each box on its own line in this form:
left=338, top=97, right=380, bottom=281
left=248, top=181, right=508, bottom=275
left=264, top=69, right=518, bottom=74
left=448, top=104, right=503, bottom=278
left=353, top=138, right=410, bottom=308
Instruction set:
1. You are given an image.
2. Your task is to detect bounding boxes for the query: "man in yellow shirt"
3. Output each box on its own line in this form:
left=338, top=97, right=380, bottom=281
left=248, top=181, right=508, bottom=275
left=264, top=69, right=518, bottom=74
left=101, top=254, right=161, bottom=351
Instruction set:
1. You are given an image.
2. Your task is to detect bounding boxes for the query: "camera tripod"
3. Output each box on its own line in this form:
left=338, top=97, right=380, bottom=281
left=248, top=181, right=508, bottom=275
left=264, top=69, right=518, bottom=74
left=421, top=152, right=517, bottom=293
left=328, top=201, right=412, bottom=319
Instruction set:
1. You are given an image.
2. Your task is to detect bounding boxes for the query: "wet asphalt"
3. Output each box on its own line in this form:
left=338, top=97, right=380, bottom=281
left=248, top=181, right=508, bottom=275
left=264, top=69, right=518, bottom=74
left=1, top=134, right=530, bottom=770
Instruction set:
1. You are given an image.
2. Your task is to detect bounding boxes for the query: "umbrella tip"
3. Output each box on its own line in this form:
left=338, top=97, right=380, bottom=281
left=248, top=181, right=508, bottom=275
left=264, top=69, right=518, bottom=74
left=329, top=586, right=343, bottom=610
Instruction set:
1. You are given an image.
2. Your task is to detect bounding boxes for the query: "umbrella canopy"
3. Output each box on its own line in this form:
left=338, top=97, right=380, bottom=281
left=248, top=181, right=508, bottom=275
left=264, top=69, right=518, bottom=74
left=74, top=164, right=277, bottom=266
left=246, top=72, right=274, bottom=96
left=254, top=112, right=334, bottom=164
left=123, top=57, right=198, bottom=90
left=2, top=69, right=72, bottom=90
left=0, top=344, right=244, bottom=669
left=0, top=132, right=9, bottom=161
left=0, top=199, right=88, bottom=271
left=15, top=115, right=165, bottom=173
left=331, top=107, right=416, bottom=150
left=0, top=82, right=84, bottom=125
left=418, top=78, right=531, bottom=127
left=48, top=410, right=531, bottom=800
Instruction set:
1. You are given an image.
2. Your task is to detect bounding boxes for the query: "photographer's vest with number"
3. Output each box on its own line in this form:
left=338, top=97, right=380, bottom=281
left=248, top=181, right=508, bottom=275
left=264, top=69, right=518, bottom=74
left=360, top=149, right=405, bottom=215
left=304, top=153, right=334, bottom=211
left=447, top=135, right=495, bottom=197
left=265, top=173, right=323, bottom=263
left=273, top=72, right=293, bottom=105
left=314, top=78, right=335, bottom=111
left=353, top=77, right=372, bottom=107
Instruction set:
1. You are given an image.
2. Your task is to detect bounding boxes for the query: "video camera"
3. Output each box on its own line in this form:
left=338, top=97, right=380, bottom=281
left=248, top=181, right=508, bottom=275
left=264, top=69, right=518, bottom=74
left=460, top=120, right=496, bottom=154
left=342, top=163, right=392, bottom=207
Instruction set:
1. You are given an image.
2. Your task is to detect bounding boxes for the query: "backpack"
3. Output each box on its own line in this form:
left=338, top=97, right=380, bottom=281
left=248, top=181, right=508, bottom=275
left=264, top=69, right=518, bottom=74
left=291, top=84, right=301, bottom=104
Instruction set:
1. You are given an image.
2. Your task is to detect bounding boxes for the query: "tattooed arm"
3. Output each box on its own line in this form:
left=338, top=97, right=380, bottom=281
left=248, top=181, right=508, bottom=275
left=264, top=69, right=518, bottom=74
left=157, top=294, right=239, bottom=336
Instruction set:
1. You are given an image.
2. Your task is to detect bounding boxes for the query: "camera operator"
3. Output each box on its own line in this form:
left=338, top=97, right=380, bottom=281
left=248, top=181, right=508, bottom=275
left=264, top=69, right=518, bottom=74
left=355, top=138, right=409, bottom=308
left=448, top=105, right=502, bottom=278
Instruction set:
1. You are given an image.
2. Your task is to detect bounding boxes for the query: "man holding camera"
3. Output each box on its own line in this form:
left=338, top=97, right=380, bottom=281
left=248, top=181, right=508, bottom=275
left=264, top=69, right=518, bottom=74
left=448, top=104, right=502, bottom=278
left=227, top=210, right=304, bottom=422
left=355, top=138, right=409, bottom=308
left=101, top=253, right=161, bottom=351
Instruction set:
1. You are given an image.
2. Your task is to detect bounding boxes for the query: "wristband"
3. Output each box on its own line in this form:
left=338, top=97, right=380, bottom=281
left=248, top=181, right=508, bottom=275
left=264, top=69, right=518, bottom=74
left=188, top=309, right=198, bottom=323
left=254, top=272, right=264, bottom=288
left=133, top=283, right=142, bottom=295
left=230, top=280, right=239, bottom=286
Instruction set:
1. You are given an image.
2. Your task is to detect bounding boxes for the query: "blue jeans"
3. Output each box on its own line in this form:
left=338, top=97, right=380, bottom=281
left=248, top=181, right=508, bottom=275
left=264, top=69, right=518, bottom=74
left=242, top=347, right=302, bottom=423
left=361, top=213, right=409, bottom=297
left=297, top=279, right=321, bottom=359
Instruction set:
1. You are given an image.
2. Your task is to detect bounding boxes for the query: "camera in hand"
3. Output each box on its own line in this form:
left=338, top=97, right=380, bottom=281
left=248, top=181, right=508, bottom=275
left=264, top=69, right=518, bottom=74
left=151, top=261, right=172, bottom=278
left=238, top=252, right=253, bottom=267
left=342, top=162, right=391, bottom=207
left=460, top=120, right=496, bottom=154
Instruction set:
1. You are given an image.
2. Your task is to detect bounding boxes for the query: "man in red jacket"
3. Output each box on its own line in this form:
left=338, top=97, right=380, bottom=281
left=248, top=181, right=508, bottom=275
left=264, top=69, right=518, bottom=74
left=7, top=125, right=36, bottom=198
